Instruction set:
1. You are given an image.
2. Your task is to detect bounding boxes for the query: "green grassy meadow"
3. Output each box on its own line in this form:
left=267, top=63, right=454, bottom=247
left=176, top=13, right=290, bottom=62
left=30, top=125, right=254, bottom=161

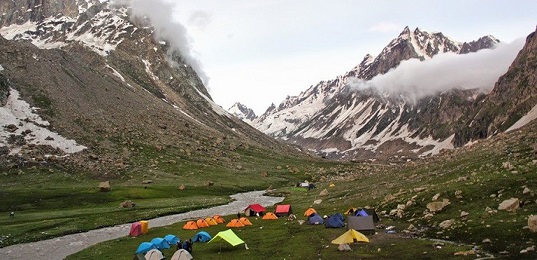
left=2, top=124, right=537, bottom=259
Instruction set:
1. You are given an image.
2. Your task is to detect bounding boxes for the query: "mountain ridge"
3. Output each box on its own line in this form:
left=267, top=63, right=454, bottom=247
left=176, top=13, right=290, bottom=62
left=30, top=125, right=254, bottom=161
left=251, top=26, right=534, bottom=162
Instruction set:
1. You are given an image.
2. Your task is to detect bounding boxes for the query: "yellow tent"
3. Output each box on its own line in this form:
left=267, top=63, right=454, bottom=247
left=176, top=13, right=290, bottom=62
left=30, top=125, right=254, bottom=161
left=344, top=207, right=358, bottom=215
left=205, top=217, right=218, bottom=226
left=331, top=229, right=370, bottom=244
left=208, top=229, right=245, bottom=246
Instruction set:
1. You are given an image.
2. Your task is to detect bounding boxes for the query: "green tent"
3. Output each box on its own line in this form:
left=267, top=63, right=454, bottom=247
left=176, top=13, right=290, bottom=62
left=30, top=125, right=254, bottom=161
left=208, top=229, right=245, bottom=246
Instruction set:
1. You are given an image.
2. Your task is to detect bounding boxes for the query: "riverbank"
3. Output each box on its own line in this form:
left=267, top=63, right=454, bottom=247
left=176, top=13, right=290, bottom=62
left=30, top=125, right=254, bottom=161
left=0, top=190, right=284, bottom=259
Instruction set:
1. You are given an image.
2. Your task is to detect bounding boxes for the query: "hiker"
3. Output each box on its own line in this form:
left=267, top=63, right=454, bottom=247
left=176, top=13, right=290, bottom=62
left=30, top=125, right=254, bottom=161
left=176, top=239, right=182, bottom=251
left=9, top=212, right=14, bottom=218
left=237, top=212, right=241, bottom=219
left=188, top=239, right=193, bottom=253
left=348, top=208, right=354, bottom=215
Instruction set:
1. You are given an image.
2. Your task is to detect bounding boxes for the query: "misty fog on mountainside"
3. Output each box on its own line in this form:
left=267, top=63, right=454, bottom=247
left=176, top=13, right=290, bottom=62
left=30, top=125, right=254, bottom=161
left=347, top=38, right=525, bottom=102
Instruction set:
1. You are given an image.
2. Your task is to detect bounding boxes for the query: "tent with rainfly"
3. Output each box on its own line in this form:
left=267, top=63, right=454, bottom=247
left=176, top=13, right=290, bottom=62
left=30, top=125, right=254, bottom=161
left=307, top=213, right=324, bottom=225
left=205, top=217, right=219, bottom=226
left=209, top=229, right=245, bottom=247
left=226, top=218, right=245, bottom=228
left=213, top=215, right=226, bottom=223
left=304, top=207, right=317, bottom=217
left=171, top=249, right=193, bottom=260
left=239, top=217, right=252, bottom=225
left=135, top=242, right=156, bottom=254
left=164, top=234, right=179, bottom=246
left=192, top=231, right=212, bottom=243
left=275, top=204, right=293, bottom=217
left=331, top=229, right=370, bottom=244
left=325, top=213, right=345, bottom=228
left=183, top=221, right=198, bottom=230
left=145, top=249, right=165, bottom=260
left=262, top=212, right=278, bottom=220
left=129, top=222, right=142, bottom=237
left=196, top=218, right=210, bottom=228
left=244, top=203, right=266, bottom=216
left=150, top=237, right=170, bottom=250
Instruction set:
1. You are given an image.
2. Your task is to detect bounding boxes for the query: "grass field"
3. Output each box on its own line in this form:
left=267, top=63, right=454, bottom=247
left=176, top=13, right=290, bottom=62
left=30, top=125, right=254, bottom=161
left=2, top=124, right=537, bottom=258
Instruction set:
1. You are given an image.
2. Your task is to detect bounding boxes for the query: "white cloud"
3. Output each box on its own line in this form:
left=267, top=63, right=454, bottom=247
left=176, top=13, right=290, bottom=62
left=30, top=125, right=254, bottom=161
left=126, top=0, right=208, bottom=84
left=368, top=22, right=402, bottom=33
left=348, top=38, right=526, bottom=101
left=188, top=10, right=211, bottom=31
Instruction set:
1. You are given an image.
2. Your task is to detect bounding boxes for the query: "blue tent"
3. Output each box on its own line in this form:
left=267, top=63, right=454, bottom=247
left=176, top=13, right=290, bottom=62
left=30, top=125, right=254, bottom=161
left=150, top=237, right=171, bottom=250
left=135, top=242, right=156, bottom=254
left=192, top=231, right=212, bottom=242
left=307, top=213, right=324, bottom=225
left=164, top=234, right=179, bottom=245
left=325, top=213, right=345, bottom=228
left=356, top=209, right=369, bottom=217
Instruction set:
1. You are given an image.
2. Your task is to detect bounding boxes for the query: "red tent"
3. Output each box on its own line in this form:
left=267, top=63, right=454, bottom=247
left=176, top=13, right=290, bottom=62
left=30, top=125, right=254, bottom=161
left=129, top=222, right=142, bottom=237
left=275, top=204, right=293, bottom=217
left=244, top=204, right=266, bottom=216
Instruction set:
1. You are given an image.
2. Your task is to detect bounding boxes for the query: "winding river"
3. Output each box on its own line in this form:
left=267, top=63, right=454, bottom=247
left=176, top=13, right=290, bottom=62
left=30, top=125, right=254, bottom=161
left=0, top=190, right=284, bottom=259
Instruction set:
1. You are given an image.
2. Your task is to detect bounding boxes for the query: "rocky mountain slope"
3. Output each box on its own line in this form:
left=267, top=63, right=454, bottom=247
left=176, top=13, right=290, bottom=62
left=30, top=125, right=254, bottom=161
left=253, top=27, right=535, bottom=162
left=0, top=0, right=299, bottom=175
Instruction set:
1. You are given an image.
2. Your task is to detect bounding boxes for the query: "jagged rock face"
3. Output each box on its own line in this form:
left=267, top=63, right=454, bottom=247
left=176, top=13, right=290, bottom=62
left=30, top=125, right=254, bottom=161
left=253, top=27, right=507, bottom=161
left=0, top=0, right=294, bottom=174
left=0, top=0, right=83, bottom=27
left=456, top=26, right=537, bottom=145
left=228, top=102, right=257, bottom=123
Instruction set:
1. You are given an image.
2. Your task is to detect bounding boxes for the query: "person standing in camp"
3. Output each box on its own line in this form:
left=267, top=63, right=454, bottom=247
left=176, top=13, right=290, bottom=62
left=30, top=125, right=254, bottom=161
left=176, top=239, right=182, bottom=251
left=237, top=212, right=241, bottom=219
left=187, top=239, right=193, bottom=253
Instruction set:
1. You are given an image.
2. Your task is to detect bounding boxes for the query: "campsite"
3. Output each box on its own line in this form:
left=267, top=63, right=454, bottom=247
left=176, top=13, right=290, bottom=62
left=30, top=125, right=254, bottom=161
left=3, top=123, right=537, bottom=259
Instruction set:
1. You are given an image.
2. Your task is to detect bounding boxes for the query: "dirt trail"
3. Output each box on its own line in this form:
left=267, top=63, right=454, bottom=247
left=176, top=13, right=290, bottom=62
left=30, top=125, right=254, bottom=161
left=0, top=191, right=284, bottom=259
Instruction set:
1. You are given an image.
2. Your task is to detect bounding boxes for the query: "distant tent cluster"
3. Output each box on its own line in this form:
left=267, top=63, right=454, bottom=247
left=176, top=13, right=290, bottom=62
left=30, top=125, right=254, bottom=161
left=183, top=215, right=226, bottom=230
left=131, top=200, right=381, bottom=258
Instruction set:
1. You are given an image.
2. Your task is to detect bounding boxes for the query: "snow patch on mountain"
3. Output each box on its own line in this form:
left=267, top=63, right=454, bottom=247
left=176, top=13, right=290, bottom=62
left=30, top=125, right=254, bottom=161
left=0, top=88, right=86, bottom=155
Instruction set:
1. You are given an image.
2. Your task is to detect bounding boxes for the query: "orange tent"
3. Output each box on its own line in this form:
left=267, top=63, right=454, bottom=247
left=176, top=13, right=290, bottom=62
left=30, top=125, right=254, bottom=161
left=205, top=217, right=218, bottom=226
left=304, top=208, right=317, bottom=217
left=226, top=219, right=245, bottom=228
left=262, top=212, right=278, bottom=220
left=213, top=215, right=226, bottom=224
left=196, top=218, right=210, bottom=228
left=239, top=217, right=252, bottom=226
left=183, top=221, right=198, bottom=230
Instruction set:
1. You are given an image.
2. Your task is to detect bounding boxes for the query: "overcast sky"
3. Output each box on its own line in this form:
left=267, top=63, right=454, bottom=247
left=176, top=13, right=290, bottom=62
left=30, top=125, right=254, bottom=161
left=162, top=0, right=537, bottom=115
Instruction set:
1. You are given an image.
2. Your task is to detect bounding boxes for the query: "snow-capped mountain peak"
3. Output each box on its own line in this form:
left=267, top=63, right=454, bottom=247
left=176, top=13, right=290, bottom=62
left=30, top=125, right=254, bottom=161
left=228, top=102, right=257, bottom=124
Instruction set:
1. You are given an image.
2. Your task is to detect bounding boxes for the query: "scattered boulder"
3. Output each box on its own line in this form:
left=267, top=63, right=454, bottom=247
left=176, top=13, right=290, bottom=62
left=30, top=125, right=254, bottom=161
left=498, top=198, right=520, bottom=212
left=482, top=238, right=492, bottom=243
left=432, top=193, right=441, bottom=201
left=426, top=199, right=450, bottom=213
left=523, top=187, right=532, bottom=195
left=454, top=250, right=475, bottom=256
left=460, top=211, right=469, bottom=218
left=313, top=199, right=322, bottom=204
left=528, top=215, right=537, bottom=232
left=455, top=190, right=463, bottom=199
left=120, top=200, right=134, bottom=208
left=319, top=189, right=329, bottom=196
left=178, top=184, right=186, bottom=190
left=142, top=180, right=153, bottom=184
left=338, top=244, right=352, bottom=251
left=439, top=219, right=455, bottom=229
left=520, top=246, right=536, bottom=254
left=98, top=181, right=111, bottom=192
left=502, top=161, right=514, bottom=170
left=205, top=181, right=214, bottom=187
